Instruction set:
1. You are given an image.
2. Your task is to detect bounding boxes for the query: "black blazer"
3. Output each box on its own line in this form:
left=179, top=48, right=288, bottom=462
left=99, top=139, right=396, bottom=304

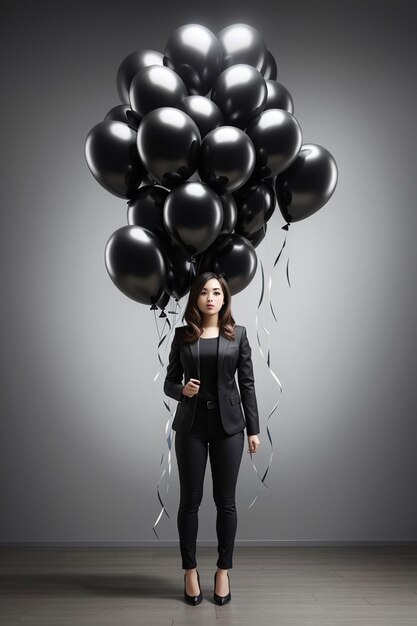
left=163, top=325, right=260, bottom=436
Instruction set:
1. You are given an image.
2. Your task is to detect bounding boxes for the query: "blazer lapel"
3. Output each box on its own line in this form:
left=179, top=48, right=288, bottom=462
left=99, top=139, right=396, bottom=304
left=218, top=333, right=230, bottom=375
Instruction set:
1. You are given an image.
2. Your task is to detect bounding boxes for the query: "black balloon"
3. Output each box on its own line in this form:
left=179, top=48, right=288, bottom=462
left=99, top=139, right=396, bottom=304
left=137, top=107, right=201, bottom=189
left=85, top=120, right=143, bottom=199
left=163, top=182, right=223, bottom=257
left=218, top=193, right=238, bottom=236
left=105, top=226, right=168, bottom=305
left=217, top=23, right=267, bottom=72
left=198, top=233, right=258, bottom=295
left=129, top=65, right=188, bottom=117
left=164, top=24, right=223, bottom=95
left=261, top=50, right=278, bottom=80
left=140, top=170, right=157, bottom=187
left=157, top=290, right=171, bottom=310
left=116, top=49, right=164, bottom=104
left=88, top=24, right=339, bottom=305
left=246, top=109, right=302, bottom=178
left=233, top=178, right=276, bottom=237
left=104, top=104, right=141, bottom=129
left=275, top=143, right=338, bottom=223
left=178, top=96, right=224, bottom=138
left=245, top=223, right=267, bottom=248
left=165, top=240, right=193, bottom=300
left=198, top=126, right=255, bottom=193
left=264, top=80, right=294, bottom=113
left=211, top=64, right=267, bottom=129
left=127, top=185, right=169, bottom=243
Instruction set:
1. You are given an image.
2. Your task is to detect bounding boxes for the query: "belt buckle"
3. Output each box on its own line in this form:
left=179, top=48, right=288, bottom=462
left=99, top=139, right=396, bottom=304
left=207, top=400, right=217, bottom=410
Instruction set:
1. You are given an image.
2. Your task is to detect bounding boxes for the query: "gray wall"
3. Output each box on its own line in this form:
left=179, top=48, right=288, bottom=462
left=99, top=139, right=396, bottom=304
left=1, top=0, right=416, bottom=544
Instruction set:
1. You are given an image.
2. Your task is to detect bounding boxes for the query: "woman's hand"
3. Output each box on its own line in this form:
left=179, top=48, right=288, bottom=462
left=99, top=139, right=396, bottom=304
left=247, top=435, right=260, bottom=453
left=181, top=378, right=200, bottom=398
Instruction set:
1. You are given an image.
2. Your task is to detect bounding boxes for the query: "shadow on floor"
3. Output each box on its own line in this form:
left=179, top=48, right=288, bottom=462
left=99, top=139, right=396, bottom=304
left=0, top=572, right=180, bottom=599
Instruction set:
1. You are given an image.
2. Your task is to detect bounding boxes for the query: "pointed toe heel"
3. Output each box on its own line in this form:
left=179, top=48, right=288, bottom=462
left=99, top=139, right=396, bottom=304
left=213, top=571, right=231, bottom=606
left=184, top=570, right=203, bottom=606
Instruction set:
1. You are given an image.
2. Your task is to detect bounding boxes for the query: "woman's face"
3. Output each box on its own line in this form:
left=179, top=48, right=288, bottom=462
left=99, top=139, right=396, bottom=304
left=197, top=278, right=225, bottom=317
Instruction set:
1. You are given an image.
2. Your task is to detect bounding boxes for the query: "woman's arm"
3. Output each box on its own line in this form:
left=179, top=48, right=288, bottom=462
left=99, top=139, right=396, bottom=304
left=237, top=326, right=260, bottom=436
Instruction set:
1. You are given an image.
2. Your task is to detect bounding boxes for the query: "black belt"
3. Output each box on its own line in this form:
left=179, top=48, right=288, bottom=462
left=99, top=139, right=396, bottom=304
left=196, top=398, right=219, bottom=409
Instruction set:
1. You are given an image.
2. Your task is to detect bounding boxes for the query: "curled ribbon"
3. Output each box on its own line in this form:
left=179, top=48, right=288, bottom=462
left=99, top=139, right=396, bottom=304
left=152, top=296, right=183, bottom=539
left=152, top=263, right=195, bottom=538
left=249, top=223, right=291, bottom=508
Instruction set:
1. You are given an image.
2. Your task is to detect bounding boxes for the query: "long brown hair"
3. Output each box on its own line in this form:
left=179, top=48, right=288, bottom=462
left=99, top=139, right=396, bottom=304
left=181, top=272, right=236, bottom=343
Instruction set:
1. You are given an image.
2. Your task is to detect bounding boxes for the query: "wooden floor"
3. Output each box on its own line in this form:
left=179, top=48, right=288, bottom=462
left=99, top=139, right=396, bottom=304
left=1, top=545, right=417, bottom=625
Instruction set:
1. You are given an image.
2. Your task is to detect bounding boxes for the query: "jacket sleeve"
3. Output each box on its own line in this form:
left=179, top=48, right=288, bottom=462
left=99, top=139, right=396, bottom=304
left=163, top=328, right=185, bottom=402
left=237, top=326, right=260, bottom=436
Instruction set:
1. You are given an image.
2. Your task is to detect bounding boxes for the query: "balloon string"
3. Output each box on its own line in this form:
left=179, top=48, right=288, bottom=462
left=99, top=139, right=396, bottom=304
left=249, top=223, right=290, bottom=508
left=286, top=256, right=291, bottom=288
left=152, top=297, right=183, bottom=539
left=272, top=223, right=291, bottom=285
left=267, top=224, right=291, bottom=322
left=251, top=259, right=274, bottom=507
left=254, top=259, right=266, bottom=358
left=153, top=261, right=202, bottom=537
left=152, top=309, right=171, bottom=379
left=153, top=401, right=173, bottom=534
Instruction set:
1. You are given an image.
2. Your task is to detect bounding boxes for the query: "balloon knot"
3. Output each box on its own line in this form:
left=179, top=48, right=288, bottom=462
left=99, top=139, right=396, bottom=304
left=150, top=304, right=158, bottom=310
left=282, top=223, right=290, bottom=231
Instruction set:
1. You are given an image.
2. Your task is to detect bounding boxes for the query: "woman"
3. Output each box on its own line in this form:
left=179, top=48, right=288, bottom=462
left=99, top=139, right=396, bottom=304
left=164, top=271, right=260, bottom=606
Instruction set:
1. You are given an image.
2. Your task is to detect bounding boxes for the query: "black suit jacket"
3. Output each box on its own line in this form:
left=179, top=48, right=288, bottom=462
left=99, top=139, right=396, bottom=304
left=163, top=325, right=260, bottom=436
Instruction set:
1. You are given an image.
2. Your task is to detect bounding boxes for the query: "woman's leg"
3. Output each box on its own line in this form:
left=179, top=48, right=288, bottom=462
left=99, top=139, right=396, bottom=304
left=209, top=429, right=245, bottom=570
left=175, top=430, right=208, bottom=570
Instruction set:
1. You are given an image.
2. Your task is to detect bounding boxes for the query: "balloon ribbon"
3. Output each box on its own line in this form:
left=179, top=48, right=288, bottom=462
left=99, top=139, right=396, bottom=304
left=250, top=223, right=290, bottom=508
left=151, top=297, right=182, bottom=538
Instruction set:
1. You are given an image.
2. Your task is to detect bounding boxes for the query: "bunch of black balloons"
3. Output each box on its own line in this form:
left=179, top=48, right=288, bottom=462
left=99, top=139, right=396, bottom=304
left=85, top=23, right=338, bottom=307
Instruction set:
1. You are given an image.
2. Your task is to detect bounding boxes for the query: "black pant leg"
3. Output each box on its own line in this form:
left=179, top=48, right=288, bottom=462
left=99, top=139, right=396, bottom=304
left=174, top=427, right=208, bottom=569
left=209, top=428, right=245, bottom=569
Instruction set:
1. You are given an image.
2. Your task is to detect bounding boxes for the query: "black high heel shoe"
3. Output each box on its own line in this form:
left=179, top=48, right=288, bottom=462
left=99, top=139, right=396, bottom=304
left=184, top=570, right=203, bottom=606
left=213, top=570, right=231, bottom=605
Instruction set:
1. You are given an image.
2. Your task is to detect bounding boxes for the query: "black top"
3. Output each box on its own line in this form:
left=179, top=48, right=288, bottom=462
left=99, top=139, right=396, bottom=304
left=197, top=337, right=219, bottom=400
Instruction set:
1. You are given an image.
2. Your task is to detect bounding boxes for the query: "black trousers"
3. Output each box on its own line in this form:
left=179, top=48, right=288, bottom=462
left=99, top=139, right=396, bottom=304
left=174, top=400, right=244, bottom=570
